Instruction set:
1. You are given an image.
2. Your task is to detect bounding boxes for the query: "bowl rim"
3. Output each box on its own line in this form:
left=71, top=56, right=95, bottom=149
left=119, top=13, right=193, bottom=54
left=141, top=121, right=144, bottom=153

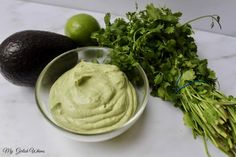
left=35, top=46, right=149, bottom=136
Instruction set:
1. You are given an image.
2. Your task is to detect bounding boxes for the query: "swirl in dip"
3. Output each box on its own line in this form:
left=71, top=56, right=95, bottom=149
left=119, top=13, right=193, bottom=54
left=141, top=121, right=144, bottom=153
left=49, top=61, right=137, bottom=134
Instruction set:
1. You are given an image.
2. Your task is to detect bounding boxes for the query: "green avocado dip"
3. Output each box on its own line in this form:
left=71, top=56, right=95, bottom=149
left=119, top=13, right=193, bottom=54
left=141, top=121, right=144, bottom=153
left=49, top=61, right=137, bottom=134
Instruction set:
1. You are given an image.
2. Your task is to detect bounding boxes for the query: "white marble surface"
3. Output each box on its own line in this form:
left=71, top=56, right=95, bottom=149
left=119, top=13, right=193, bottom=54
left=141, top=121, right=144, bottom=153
left=0, top=0, right=236, bottom=157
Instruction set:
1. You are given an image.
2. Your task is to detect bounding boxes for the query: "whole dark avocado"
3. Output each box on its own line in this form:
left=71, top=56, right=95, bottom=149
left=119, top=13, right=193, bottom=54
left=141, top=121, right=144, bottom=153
left=0, top=30, right=77, bottom=86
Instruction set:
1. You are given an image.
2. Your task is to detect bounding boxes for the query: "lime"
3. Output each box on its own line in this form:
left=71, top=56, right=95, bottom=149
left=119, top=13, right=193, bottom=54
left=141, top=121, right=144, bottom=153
left=65, top=13, right=100, bottom=46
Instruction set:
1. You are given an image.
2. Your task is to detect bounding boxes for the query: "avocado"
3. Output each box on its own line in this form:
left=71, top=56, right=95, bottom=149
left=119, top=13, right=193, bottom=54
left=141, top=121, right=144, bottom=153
left=0, top=30, right=77, bottom=86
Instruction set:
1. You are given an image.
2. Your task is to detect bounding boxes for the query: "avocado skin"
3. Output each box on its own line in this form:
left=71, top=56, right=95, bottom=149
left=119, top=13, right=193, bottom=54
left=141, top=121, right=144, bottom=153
left=0, top=30, right=77, bottom=87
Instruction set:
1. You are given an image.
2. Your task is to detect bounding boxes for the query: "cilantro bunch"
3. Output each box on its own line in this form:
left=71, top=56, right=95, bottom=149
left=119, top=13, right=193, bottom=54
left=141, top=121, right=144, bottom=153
left=92, top=4, right=236, bottom=157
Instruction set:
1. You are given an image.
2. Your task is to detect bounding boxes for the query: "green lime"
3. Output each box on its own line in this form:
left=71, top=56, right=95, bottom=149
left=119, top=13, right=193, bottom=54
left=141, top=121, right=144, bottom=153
left=65, top=13, right=100, bottom=46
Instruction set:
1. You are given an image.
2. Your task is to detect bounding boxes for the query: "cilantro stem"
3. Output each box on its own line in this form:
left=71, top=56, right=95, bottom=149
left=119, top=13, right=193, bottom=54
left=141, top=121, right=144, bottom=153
left=184, top=14, right=222, bottom=29
left=203, top=133, right=212, bottom=157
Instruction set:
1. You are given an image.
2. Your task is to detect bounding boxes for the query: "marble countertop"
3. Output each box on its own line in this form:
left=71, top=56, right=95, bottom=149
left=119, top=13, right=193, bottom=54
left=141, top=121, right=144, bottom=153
left=1, top=0, right=236, bottom=157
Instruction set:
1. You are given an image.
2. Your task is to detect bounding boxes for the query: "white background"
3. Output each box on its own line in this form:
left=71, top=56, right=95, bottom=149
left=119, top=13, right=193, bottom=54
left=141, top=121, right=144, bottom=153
left=26, top=0, right=236, bottom=36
